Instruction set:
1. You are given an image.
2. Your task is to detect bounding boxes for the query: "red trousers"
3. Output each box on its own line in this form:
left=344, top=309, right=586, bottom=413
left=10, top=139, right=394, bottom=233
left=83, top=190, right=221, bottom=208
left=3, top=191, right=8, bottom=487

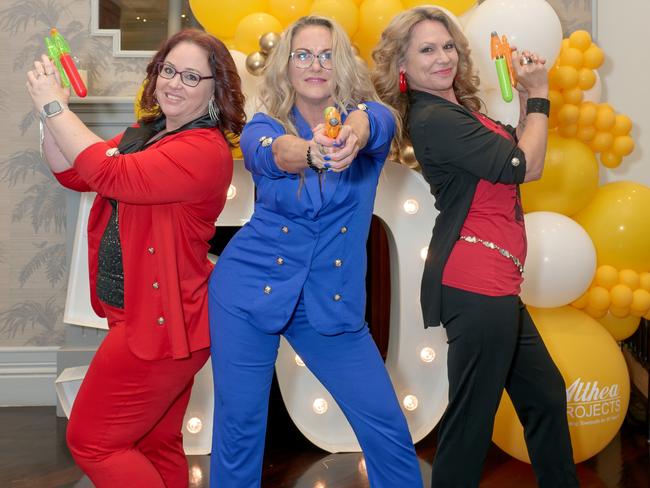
left=66, top=303, right=210, bottom=488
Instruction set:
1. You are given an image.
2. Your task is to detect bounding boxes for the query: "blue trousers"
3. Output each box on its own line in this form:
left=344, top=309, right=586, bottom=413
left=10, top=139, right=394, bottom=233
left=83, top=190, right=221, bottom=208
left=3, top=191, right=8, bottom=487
left=209, top=297, right=423, bottom=487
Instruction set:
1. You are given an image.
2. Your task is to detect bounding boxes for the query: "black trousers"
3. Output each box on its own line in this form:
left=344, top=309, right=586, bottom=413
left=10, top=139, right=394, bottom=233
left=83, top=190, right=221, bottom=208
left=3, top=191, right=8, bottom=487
left=431, top=286, right=579, bottom=488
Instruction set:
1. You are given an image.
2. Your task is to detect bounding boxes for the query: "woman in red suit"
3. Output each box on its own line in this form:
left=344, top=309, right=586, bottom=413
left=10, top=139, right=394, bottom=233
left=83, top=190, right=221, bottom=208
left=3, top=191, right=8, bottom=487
left=26, top=29, right=246, bottom=487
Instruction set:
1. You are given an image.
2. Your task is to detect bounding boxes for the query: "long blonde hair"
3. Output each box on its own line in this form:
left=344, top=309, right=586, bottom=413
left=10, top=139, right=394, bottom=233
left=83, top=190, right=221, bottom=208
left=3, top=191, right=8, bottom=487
left=259, top=15, right=398, bottom=136
left=372, top=6, right=481, bottom=158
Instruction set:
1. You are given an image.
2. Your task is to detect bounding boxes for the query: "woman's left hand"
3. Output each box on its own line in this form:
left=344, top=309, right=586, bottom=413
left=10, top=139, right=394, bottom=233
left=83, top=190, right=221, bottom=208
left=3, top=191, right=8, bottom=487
left=325, top=125, right=362, bottom=172
left=26, top=54, right=70, bottom=113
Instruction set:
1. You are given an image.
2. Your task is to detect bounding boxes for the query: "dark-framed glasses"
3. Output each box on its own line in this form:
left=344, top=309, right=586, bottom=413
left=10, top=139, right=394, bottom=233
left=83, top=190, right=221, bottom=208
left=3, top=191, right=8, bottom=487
left=289, top=50, right=333, bottom=70
left=156, top=62, right=214, bottom=87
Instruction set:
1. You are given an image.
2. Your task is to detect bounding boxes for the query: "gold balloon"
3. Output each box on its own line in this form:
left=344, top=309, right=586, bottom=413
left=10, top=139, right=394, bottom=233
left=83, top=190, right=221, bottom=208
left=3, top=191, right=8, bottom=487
left=399, top=144, right=418, bottom=169
left=520, top=133, right=599, bottom=216
left=245, top=51, right=267, bottom=76
left=493, top=306, right=630, bottom=463
left=259, top=32, right=281, bottom=53
left=573, top=182, right=650, bottom=272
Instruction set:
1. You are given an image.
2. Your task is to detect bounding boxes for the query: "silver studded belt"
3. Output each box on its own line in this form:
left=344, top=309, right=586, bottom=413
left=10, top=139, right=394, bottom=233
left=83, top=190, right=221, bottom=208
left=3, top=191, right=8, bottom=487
left=458, top=235, right=524, bottom=274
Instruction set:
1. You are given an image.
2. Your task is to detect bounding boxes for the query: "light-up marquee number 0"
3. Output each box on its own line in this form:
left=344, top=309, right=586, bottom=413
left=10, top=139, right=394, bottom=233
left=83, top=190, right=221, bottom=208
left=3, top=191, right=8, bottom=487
left=64, top=160, right=449, bottom=453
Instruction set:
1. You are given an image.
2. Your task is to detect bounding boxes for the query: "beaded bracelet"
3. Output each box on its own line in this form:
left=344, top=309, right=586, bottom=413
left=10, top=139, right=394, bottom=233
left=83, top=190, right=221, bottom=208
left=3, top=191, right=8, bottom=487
left=526, top=97, right=550, bottom=117
left=306, top=145, right=323, bottom=173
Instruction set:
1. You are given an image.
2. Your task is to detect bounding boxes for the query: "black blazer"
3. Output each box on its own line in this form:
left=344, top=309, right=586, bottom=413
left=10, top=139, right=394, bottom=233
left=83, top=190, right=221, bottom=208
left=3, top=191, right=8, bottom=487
left=408, top=90, right=527, bottom=328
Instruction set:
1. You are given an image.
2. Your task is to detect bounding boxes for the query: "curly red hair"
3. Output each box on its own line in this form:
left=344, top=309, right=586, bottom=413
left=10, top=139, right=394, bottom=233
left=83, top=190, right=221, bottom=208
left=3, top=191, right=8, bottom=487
left=139, top=29, right=246, bottom=145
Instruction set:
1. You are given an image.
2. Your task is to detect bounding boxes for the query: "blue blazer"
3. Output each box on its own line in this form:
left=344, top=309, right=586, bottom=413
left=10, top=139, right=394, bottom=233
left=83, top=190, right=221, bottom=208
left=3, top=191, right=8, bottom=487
left=210, top=102, right=395, bottom=334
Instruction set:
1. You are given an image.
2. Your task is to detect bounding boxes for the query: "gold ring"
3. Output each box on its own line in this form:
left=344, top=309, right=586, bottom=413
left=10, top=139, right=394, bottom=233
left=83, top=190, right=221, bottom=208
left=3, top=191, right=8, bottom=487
left=520, top=56, right=533, bottom=66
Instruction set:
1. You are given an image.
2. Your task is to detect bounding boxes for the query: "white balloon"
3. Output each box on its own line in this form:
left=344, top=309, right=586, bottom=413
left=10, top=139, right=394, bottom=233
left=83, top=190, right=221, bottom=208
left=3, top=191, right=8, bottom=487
left=582, top=70, right=602, bottom=103
left=481, top=88, right=520, bottom=126
left=229, top=49, right=264, bottom=119
left=520, top=211, right=596, bottom=308
left=465, top=0, right=562, bottom=90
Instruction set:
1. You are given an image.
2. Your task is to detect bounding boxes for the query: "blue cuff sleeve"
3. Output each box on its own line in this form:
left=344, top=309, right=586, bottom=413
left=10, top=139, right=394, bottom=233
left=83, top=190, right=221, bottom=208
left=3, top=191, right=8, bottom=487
left=240, top=113, right=292, bottom=179
left=354, top=101, right=395, bottom=160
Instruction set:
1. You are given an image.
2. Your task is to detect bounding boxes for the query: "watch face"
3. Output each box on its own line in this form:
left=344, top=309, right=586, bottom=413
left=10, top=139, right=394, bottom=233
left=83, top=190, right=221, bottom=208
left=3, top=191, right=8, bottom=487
left=43, top=100, right=62, bottom=117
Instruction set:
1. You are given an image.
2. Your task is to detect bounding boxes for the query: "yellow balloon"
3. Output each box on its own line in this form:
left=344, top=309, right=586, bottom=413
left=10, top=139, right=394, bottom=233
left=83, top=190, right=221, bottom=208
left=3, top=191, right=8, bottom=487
left=558, top=124, right=578, bottom=138
left=584, top=305, right=607, bottom=319
left=269, top=0, right=311, bottom=27
left=609, top=284, right=633, bottom=308
left=600, top=151, right=623, bottom=169
left=611, top=135, right=635, bottom=157
left=569, top=30, right=592, bottom=51
left=548, top=66, right=563, bottom=90
left=588, top=286, right=610, bottom=310
left=520, top=133, right=599, bottom=216
left=631, top=289, right=650, bottom=315
left=134, top=80, right=159, bottom=121
left=402, top=0, right=476, bottom=16
left=590, top=132, right=614, bottom=153
left=357, top=0, right=403, bottom=62
left=557, top=66, right=579, bottom=89
left=583, top=44, right=605, bottom=69
left=571, top=291, right=589, bottom=309
left=577, top=68, right=596, bottom=90
left=573, top=182, right=650, bottom=272
left=577, top=102, right=597, bottom=126
left=234, top=13, right=284, bottom=55
left=640, top=272, right=650, bottom=291
left=493, top=306, right=630, bottom=463
left=560, top=47, right=584, bottom=69
left=548, top=90, right=564, bottom=115
left=612, top=114, right=633, bottom=136
left=558, top=104, right=579, bottom=125
left=310, top=0, right=360, bottom=37
left=577, top=126, right=596, bottom=144
left=563, top=87, right=583, bottom=106
left=595, top=265, right=619, bottom=289
left=619, top=269, right=640, bottom=289
left=190, top=0, right=267, bottom=39
left=597, top=312, right=640, bottom=341
left=609, top=305, right=630, bottom=319
left=594, top=104, right=616, bottom=131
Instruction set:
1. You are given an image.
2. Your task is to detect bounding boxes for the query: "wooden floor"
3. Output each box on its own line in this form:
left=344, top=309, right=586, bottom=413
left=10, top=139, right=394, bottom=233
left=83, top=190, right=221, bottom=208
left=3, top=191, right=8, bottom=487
left=2, top=383, right=649, bottom=488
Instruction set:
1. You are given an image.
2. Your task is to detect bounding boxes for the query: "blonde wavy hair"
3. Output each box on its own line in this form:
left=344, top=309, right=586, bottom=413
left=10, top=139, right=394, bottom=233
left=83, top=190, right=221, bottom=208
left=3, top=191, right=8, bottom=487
left=371, top=6, right=482, bottom=162
left=259, top=15, right=398, bottom=136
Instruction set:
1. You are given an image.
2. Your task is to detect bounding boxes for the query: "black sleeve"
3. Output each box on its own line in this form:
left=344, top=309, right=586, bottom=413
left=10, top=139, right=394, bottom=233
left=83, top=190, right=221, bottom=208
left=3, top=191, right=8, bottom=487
left=410, top=104, right=526, bottom=185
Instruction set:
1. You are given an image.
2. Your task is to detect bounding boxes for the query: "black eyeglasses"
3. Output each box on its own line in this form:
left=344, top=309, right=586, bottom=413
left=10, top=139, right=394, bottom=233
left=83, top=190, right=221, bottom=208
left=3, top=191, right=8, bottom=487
left=156, top=62, right=214, bottom=87
left=289, top=50, right=333, bottom=70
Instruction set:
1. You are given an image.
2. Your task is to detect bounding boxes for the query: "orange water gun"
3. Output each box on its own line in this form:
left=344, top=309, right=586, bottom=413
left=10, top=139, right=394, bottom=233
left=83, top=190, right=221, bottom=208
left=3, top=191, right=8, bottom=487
left=324, top=106, right=341, bottom=139
left=490, top=32, right=516, bottom=103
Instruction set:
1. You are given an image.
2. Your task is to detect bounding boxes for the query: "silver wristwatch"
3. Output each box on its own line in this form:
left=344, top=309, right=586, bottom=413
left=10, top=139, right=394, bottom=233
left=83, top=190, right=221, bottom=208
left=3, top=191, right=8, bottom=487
left=40, top=100, right=67, bottom=120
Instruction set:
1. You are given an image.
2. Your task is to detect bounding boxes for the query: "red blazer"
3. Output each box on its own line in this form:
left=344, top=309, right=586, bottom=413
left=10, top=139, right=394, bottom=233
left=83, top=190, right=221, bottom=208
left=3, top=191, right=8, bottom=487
left=55, top=127, right=233, bottom=360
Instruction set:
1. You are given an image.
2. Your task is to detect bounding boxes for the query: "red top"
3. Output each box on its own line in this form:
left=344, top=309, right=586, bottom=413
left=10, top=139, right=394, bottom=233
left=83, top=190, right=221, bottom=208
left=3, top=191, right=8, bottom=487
left=54, top=127, right=232, bottom=360
left=442, top=112, right=526, bottom=296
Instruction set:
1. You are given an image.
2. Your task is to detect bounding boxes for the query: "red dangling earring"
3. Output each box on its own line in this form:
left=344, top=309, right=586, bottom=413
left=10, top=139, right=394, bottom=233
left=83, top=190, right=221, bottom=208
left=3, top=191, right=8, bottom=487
left=399, top=70, right=408, bottom=93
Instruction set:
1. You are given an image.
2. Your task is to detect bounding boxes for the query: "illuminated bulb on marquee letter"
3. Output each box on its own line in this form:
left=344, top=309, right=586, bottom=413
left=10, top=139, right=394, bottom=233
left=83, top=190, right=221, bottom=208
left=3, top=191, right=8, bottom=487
left=420, top=247, right=428, bottom=261
left=294, top=354, right=305, bottom=367
left=420, top=347, right=436, bottom=363
left=189, top=466, right=203, bottom=484
left=186, top=417, right=203, bottom=434
left=403, top=395, right=419, bottom=411
left=227, top=184, right=237, bottom=200
left=312, top=398, right=328, bottom=414
left=403, top=199, right=420, bottom=214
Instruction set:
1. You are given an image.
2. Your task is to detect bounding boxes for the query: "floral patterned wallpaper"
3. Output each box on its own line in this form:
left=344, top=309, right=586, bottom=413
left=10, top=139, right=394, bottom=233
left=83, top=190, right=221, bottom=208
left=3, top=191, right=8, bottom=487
left=0, top=0, right=594, bottom=347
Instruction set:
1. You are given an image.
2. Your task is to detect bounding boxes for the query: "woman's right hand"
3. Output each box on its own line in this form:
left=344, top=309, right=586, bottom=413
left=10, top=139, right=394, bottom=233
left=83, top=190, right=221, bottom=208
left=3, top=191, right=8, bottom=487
left=512, top=49, right=549, bottom=98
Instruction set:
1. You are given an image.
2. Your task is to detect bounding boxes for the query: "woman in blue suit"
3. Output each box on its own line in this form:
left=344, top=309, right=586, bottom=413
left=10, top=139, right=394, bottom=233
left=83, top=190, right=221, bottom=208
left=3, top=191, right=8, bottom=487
left=208, top=15, right=423, bottom=488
